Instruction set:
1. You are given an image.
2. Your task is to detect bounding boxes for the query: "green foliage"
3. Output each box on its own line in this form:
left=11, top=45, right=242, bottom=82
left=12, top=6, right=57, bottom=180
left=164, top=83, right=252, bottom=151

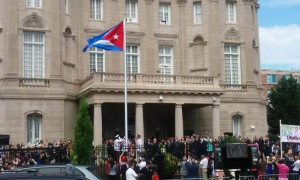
left=267, top=74, right=300, bottom=136
left=221, top=136, right=242, bottom=146
left=73, top=98, right=94, bottom=165
left=162, top=152, right=178, bottom=178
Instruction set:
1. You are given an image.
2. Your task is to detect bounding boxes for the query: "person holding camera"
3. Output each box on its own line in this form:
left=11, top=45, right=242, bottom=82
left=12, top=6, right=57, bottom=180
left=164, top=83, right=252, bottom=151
left=185, top=155, right=199, bottom=179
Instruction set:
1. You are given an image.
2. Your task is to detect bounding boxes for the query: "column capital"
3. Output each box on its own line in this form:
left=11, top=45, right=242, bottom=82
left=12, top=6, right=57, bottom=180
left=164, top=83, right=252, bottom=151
left=136, top=103, right=145, bottom=106
left=94, top=103, right=102, bottom=107
left=212, top=103, right=220, bottom=107
left=175, top=103, right=183, bottom=107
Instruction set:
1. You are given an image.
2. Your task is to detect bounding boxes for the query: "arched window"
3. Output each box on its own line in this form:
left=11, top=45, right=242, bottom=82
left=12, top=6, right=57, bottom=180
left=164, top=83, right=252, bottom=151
left=232, top=116, right=241, bottom=136
left=27, top=114, right=42, bottom=144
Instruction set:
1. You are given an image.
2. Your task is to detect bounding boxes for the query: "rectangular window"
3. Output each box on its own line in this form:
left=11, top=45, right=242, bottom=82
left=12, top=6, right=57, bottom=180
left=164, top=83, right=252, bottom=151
left=226, top=1, right=236, bottom=23
left=23, top=32, right=45, bottom=78
left=159, top=3, right=171, bottom=25
left=224, top=44, right=240, bottom=84
left=159, top=46, right=173, bottom=75
left=283, top=75, right=291, bottom=80
left=193, top=2, right=202, bottom=24
left=126, top=1, right=138, bottom=22
left=90, top=0, right=103, bottom=20
left=126, top=45, right=139, bottom=73
left=26, top=0, right=42, bottom=8
left=89, top=47, right=105, bottom=75
left=232, top=116, right=241, bottom=136
left=266, top=74, right=277, bottom=84
left=27, top=115, right=42, bottom=145
left=65, top=0, right=69, bottom=14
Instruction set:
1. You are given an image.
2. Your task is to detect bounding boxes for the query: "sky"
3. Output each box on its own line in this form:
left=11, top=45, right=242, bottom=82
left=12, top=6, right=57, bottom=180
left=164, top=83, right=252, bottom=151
left=258, top=0, right=300, bottom=70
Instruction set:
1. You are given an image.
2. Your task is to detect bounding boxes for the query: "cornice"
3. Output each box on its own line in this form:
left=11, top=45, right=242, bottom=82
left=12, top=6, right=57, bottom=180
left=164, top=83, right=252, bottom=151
left=154, top=33, right=178, bottom=38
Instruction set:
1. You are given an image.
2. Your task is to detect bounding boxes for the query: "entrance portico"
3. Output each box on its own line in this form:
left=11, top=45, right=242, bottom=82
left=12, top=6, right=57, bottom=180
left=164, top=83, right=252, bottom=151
left=91, top=101, right=221, bottom=145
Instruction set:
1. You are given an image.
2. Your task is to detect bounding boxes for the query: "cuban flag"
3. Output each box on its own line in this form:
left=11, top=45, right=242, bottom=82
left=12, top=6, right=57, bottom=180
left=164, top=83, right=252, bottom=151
left=82, top=21, right=124, bottom=52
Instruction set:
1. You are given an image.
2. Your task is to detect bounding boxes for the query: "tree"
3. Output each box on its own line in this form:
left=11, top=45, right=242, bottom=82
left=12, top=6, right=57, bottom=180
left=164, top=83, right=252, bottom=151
left=267, top=74, right=300, bottom=139
left=73, top=98, right=94, bottom=165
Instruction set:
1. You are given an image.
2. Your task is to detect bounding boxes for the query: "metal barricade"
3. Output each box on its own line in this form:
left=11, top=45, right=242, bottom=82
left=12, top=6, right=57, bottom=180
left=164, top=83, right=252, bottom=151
left=258, top=173, right=299, bottom=180
left=240, top=175, right=256, bottom=180
left=209, top=176, right=231, bottom=180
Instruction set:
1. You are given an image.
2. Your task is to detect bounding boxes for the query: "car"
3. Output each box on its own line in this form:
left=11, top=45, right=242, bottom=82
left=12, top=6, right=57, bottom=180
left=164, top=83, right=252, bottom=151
left=1, top=164, right=101, bottom=180
left=0, top=173, right=87, bottom=180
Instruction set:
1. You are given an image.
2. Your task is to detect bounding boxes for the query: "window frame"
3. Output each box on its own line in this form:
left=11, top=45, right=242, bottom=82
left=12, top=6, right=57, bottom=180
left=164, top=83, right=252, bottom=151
left=159, top=3, right=171, bottom=25
left=126, top=1, right=138, bottom=23
left=23, top=31, right=45, bottom=78
left=193, top=1, right=202, bottom=24
left=158, top=46, right=173, bottom=75
left=27, top=114, right=42, bottom=145
left=90, top=0, right=103, bottom=20
left=26, top=0, right=42, bottom=8
left=126, top=45, right=140, bottom=74
left=266, top=74, right=277, bottom=84
left=232, top=116, right=241, bottom=136
left=224, top=44, right=241, bottom=84
left=65, top=0, right=69, bottom=14
left=226, top=1, right=236, bottom=23
left=89, top=47, right=105, bottom=75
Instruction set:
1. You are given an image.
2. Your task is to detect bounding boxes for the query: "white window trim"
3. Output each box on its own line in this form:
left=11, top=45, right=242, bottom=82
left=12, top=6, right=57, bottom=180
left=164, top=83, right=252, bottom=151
left=224, top=44, right=241, bottom=84
left=23, top=32, right=46, bottom=78
left=65, top=0, right=69, bottom=14
left=193, top=2, right=202, bottom=24
left=89, top=48, right=105, bottom=75
left=232, top=116, right=241, bottom=136
left=266, top=74, right=277, bottom=84
left=26, top=0, right=42, bottom=8
left=27, top=114, right=42, bottom=145
left=158, top=46, right=173, bottom=75
left=90, top=0, right=103, bottom=20
left=126, top=1, right=138, bottom=23
left=159, top=3, right=171, bottom=25
left=126, top=45, right=140, bottom=73
left=226, top=1, right=236, bottom=23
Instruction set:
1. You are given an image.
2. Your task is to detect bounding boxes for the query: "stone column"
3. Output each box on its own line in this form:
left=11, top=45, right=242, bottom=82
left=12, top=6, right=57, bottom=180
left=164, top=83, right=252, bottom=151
left=50, top=0, right=61, bottom=78
left=175, top=104, right=184, bottom=138
left=135, top=103, right=144, bottom=141
left=94, top=104, right=102, bottom=145
left=212, top=103, right=220, bottom=138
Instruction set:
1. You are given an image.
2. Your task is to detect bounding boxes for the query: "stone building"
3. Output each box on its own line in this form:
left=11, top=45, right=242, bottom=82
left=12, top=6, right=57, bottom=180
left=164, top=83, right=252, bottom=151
left=0, top=0, right=267, bottom=145
left=261, top=69, right=300, bottom=98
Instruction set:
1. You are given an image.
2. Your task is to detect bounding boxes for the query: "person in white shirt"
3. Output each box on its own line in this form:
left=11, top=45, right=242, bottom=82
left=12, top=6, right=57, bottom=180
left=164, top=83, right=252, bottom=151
left=199, top=155, right=208, bottom=180
left=126, top=162, right=139, bottom=180
left=114, top=134, right=123, bottom=161
left=138, top=158, right=146, bottom=170
left=136, top=134, right=143, bottom=161
left=292, top=155, right=300, bottom=174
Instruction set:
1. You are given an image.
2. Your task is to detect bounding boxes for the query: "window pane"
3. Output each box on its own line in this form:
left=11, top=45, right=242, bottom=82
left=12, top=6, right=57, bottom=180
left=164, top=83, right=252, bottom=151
left=23, top=32, right=45, bottom=78
left=224, top=44, right=240, bottom=84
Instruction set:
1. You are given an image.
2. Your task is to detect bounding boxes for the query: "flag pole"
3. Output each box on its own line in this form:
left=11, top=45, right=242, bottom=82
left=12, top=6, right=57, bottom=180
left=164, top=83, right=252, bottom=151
left=123, top=17, right=128, bottom=147
left=280, top=119, right=282, bottom=159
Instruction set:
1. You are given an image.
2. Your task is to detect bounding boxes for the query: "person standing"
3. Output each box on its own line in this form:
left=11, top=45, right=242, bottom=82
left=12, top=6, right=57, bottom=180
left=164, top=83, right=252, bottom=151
left=136, top=134, right=143, bottom=161
left=126, top=162, right=139, bottom=180
left=178, top=157, right=188, bottom=179
left=185, top=155, right=199, bottom=179
left=199, top=154, right=208, bottom=180
left=114, top=134, right=123, bottom=161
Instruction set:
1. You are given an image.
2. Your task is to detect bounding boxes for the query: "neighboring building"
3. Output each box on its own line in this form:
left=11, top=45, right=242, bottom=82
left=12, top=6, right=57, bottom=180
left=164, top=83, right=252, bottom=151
left=261, top=69, right=300, bottom=97
left=0, top=0, right=267, bottom=145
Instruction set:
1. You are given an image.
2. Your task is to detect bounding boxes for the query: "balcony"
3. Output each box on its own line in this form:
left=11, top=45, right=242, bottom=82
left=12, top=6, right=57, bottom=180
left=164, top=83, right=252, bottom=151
left=19, top=78, right=50, bottom=87
left=79, top=72, right=223, bottom=95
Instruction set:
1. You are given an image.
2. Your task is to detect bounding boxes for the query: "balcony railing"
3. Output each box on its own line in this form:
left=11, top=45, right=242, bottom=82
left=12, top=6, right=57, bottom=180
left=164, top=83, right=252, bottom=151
left=82, top=72, right=219, bottom=86
left=19, top=78, right=50, bottom=87
left=222, top=84, right=248, bottom=92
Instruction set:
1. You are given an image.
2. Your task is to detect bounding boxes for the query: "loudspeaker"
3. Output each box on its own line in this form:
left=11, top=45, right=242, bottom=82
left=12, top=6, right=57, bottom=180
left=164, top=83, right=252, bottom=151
left=226, top=143, right=248, bottom=158
left=248, top=145, right=259, bottom=169
left=0, top=135, right=10, bottom=145
left=214, top=147, right=223, bottom=169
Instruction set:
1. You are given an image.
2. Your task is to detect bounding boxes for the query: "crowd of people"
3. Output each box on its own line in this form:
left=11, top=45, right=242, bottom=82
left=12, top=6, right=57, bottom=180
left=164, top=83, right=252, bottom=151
left=2, top=133, right=300, bottom=180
